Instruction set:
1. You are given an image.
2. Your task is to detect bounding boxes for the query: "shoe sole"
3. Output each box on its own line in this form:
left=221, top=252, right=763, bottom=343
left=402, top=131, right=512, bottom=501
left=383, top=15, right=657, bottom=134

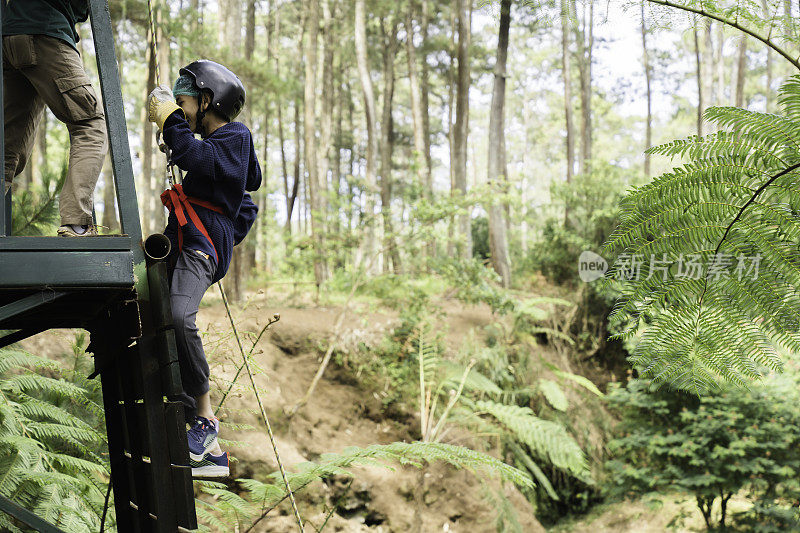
left=191, top=465, right=230, bottom=478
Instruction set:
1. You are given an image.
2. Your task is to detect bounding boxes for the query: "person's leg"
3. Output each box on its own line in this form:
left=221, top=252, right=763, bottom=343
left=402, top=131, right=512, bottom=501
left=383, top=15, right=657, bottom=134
left=194, top=391, right=222, bottom=455
left=171, top=250, right=214, bottom=404
left=3, top=35, right=46, bottom=188
left=23, top=35, right=107, bottom=227
left=170, top=250, right=221, bottom=457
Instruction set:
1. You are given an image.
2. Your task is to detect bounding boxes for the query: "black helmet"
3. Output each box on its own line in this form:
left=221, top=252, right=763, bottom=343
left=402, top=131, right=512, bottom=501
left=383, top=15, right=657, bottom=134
left=179, top=60, right=246, bottom=122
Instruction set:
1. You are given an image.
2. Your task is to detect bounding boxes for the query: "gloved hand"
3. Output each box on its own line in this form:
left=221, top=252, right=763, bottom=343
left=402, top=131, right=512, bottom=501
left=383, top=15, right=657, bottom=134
left=147, top=85, right=184, bottom=131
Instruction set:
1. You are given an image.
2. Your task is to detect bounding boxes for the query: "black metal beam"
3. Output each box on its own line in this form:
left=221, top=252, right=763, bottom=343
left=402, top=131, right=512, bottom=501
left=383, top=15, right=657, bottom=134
left=0, top=291, right=67, bottom=325
left=0, top=494, right=66, bottom=533
left=0, top=3, right=6, bottom=237
left=0, top=326, right=49, bottom=349
left=0, top=251, right=134, bottom=288
left=2, top=191, right=9, bottom=237
left=88, top=0, right=143, bottom=247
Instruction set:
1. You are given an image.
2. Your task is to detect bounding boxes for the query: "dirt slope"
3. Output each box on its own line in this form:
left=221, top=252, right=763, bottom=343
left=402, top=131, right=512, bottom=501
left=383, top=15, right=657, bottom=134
left=196, top=294, right=543, bottom=532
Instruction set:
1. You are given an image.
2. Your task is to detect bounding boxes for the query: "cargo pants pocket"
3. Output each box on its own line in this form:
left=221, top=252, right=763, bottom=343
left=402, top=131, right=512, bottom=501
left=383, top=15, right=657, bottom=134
left=54, top=75, right=100, bottom=122
left=3, top=35, right=36, bottom=69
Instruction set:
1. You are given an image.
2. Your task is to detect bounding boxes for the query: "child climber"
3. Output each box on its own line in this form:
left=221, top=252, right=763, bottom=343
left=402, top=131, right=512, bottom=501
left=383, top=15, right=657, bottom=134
left=147, top=60, right=261, bottom=478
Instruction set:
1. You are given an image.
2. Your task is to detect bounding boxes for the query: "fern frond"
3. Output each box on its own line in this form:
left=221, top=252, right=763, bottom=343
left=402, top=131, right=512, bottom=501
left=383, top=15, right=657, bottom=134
left=602, top=76, right=800, bottom=390
left=239, top=441, right=533, bottom=509
left=0, top=347, right=109, bottom=528
left=538, top=380, right=568, bottom=411
left=475, top=400, right=589, bottom=479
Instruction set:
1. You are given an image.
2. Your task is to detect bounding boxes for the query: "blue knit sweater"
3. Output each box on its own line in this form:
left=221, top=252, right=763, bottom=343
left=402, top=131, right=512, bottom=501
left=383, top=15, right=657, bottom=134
left=161, top=111, right=262, bottom=282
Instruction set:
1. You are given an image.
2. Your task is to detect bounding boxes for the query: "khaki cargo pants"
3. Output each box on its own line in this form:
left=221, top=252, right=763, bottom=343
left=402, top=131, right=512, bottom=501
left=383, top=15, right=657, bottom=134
left=3, top=34, right=107, bottom=226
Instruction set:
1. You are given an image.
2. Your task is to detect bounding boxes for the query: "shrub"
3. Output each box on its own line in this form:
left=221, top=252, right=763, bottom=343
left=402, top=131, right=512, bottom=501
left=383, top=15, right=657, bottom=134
left=606, top=377, right=800, bottom=530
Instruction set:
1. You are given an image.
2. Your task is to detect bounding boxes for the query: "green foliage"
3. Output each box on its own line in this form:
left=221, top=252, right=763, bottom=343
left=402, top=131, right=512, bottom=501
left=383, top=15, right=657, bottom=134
left=473, top=400, right=589, bottom=479
left=11, top=163, right=67, bottom=236
left=528, top=164, right=630, bottom=285
left=241, top=441, right=533, bottom=503
left=606, top=376, right=800, bottom=530
left=603, top=75, right=800, bottom=392
left=193, top=441, right=534, bottom=530
left=432, top=256, right=517, bottom=314
left=0, top=347, right=109, bottom=533
left=471, top=216, right=490, bottom=262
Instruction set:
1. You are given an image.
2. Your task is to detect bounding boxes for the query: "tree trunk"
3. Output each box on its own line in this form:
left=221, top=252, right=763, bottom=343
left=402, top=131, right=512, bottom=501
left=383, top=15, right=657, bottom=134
left=715, top=24, right=724, bottom=106
left=245, top=0, right=258, bottom=274
left=245, top=0, right=256, bottom=59
left=406, top=6, right=429, bottom=195
left=521, top=100, right=530, bottom=254
left=287, top=99, right=301, bottom=233
left=224, top=0, right=252, bottom=302
left=278, top=101, right=290, bottom=227
left=734, top=36, right=747, bottom=107
left=380, top=19, right=402, bottom=274
left=420, top=0, right=433, bottom=190
left=785, top=0, right=797, bottom=40
left=355, top=0, right=378, bottom=268
left=453, top=0, right=472, bottom=259
left=333, top=64, right=344, bottom=268
left=304, top=0, right=326, bottom=286
left=763, top=0, right=772, bottom=111
left=447, top=1, right=457, bottom=258
left=486, top=0, right=512, bottom=287
left=561, top=0, right=575, bottom=226
left=141, top=22, right=157, bottom=237
left=573, top=0, right=592, bottom=176
left=703, top=20, right=714, bottom=110
left=641, top=1, right=652, bottom=176
left=317, top=0, right=335, bottom=279
left=693, top=19, right=703, bottom=137
left=346, top=80, right=356, bottom=243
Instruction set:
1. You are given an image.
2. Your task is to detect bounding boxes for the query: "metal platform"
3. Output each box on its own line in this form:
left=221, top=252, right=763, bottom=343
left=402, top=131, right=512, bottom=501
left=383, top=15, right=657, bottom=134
left=0, top=1, right=198, bottom=531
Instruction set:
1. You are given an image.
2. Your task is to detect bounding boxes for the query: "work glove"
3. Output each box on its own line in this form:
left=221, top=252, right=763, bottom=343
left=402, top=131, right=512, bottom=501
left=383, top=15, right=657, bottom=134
left=147, top=85, right=184, bottom=131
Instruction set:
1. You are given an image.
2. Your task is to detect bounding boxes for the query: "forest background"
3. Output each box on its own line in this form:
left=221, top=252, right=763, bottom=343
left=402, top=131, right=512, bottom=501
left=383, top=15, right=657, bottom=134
left=19, top=0, right=775, bottom=294
left=7, top=0, right=800, bottom=531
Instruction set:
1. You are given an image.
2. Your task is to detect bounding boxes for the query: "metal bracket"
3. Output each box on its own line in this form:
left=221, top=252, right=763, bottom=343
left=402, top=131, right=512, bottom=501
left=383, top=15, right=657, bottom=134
left=0, top=291, right=67, bottom=327
left=0, top=494, right=66, bottom=533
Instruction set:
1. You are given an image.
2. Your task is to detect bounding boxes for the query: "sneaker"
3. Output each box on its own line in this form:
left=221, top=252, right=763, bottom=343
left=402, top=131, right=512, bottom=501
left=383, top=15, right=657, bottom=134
left=187, top=416, right=219, bottom=461
left=57, top=224, right=98, bottom=237
left=190, top=451, right=230, bottom=478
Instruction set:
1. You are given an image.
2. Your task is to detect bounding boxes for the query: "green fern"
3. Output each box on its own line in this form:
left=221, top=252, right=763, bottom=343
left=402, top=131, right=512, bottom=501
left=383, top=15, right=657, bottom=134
left=602, top=75, right=800, bottom=393
left=236, top=441, right=533, bottom=511
left=473, top=400, right=590, bottom=480
left=0, top=347, right=108, bottom=532
left=10, top=161, right=67, bottom=236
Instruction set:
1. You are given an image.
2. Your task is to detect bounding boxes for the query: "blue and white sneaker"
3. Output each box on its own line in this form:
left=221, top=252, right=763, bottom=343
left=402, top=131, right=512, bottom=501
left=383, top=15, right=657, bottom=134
left=190, top=451, right=230, bottom=478
left=187, top=416, right=219, bottom=462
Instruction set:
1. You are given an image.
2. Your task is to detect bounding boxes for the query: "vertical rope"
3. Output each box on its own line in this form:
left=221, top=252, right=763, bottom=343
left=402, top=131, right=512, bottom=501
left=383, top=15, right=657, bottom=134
left=146, top=0, right=161, bottom=86
left=218, top=283, right=304, bottom=532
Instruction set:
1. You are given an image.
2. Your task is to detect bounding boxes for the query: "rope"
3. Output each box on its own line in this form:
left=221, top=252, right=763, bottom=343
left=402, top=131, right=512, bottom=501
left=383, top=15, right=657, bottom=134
left=146, top=0, right=161, bottom=86
left=218, top=283, right=304, bottom=532
left=144, top=3, right=304, bottom=530
left=214, top=312, right=281, bottom=416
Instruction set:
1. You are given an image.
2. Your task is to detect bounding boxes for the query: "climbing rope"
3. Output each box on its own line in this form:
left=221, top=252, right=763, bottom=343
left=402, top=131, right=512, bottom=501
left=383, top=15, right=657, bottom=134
left=144, top=1, right=304, bottom=530
left=217, top=285, right=304, bottom=532
left=146, top=0, right=161, bottom=86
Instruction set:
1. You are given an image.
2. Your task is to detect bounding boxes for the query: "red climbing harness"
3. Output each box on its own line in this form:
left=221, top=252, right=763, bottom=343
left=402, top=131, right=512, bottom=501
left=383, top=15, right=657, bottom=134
left=160, top=183, right=224, bottom=263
